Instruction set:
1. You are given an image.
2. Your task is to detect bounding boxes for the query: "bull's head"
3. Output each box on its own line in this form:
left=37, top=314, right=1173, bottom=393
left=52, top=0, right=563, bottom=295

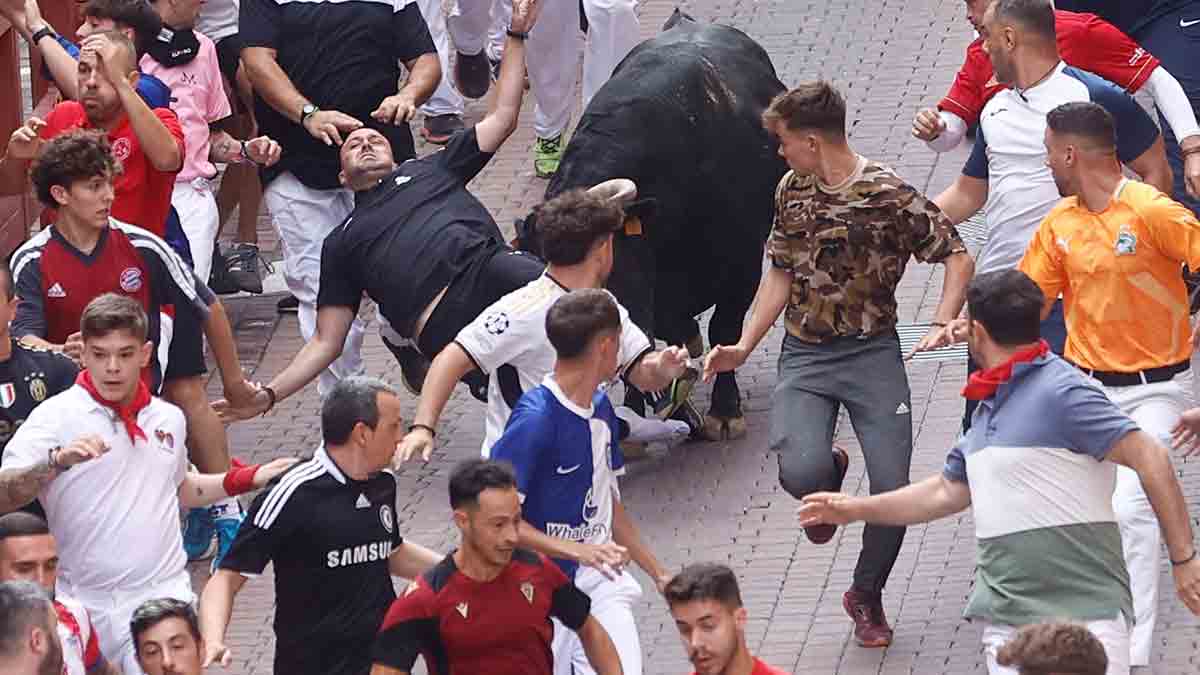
left=513, top=179, right=657, bottom=258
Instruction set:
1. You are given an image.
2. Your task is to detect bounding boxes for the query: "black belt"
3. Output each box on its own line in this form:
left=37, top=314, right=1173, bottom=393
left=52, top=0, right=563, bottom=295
left=1071, top=360, right=1190, bottom=387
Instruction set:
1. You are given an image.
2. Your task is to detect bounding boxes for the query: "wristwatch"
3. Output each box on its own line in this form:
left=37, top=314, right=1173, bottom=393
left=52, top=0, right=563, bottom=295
left=300, top=103, right=318, bottom=127
left=30, top=25, right=56, bottom=46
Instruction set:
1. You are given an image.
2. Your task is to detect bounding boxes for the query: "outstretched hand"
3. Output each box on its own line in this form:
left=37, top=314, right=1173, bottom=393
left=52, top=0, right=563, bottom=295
left=508, top=0, right=543, bottom=34
left=796, top=492, right=857, bottom=528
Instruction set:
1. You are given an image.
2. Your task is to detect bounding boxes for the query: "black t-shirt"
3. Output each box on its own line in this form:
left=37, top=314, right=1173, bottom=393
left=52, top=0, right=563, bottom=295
left=0, top=340, right=78, bottom=455
left=219, top=448, right=403, bottom=675
left=240, top=0, right=436, bottom=189
left=318, top=128, right=504, bottom=332
left=1054, top=0, right=1193, bottom=35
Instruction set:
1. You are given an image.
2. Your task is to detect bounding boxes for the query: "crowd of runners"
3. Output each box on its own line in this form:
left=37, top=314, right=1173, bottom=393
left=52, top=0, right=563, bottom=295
left=0, top=0, right=1199, bottom=674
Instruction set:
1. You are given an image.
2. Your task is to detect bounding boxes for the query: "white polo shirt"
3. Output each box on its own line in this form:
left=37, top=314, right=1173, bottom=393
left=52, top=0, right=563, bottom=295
left=454, top=273, right=653, bottom=456
left=2, top=385, right=188, bottom=592
left=965, top=61, right=1161, bottom=275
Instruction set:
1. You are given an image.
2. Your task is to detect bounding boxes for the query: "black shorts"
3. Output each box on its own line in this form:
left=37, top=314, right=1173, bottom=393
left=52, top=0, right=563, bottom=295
left=214, top=33, right=245, bottom=87
left=417, top=246, right=545, bottom=357
left=165, top=307, right=208, bottom=381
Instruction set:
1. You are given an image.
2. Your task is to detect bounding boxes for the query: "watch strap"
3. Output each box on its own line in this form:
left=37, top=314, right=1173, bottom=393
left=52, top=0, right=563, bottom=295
left=31, top=26, right=56, bottom=46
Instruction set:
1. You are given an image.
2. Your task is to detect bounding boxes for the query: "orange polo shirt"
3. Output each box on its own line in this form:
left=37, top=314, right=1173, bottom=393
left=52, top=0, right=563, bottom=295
left=1019, top=179, right=1200, bottom=373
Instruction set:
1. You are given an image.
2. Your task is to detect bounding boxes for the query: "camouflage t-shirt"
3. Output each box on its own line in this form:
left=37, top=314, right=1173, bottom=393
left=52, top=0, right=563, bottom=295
left=767, top=158, right=966, bottom=343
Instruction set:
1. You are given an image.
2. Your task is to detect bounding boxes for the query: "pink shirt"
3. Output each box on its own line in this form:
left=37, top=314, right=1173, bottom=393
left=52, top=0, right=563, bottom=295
left=140, top=32, right=231, bottom=182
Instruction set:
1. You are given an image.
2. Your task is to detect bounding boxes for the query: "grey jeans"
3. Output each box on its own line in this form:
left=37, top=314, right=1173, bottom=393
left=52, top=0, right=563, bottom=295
left=770, top=331, right=913, bottom=593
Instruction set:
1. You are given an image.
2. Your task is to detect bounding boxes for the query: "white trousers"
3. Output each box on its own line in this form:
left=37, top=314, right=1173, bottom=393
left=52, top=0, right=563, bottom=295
left=447, top=0, right=511, bottom=58
left=449, top=0, right=639, bottom=139
left=981, top=614, right=1130, bottom=675
left=552, top=565, right=642, bottom=675
left=1094, top=370, right=1194, bottom=666
left=417, top=0, right=464, bottom=117
left=172, top=178, right=219, bottom=283
left=60, top=572, right=194, bottom=675
left=263, top=172, right=366, bottom=397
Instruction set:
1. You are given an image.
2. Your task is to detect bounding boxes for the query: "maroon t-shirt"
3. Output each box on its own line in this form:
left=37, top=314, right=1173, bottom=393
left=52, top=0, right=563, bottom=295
left=373, top=549, right=591, bottom=674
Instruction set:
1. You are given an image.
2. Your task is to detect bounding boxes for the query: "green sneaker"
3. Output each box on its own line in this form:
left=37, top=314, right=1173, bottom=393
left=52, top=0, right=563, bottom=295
left=534, top=134, right=564, bottom=178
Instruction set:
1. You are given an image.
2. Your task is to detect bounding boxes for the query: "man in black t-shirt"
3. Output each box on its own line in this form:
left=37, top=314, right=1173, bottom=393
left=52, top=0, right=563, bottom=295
left=240, top=0, right=441, bottom=398
left=198, top=377, right=441, bottom=675
left=0, top=261, right=76, bottom=519
left=216, top=0, right=549, bottom=421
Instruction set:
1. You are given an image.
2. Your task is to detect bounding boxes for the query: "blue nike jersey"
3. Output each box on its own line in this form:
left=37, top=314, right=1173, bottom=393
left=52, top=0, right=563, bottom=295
left=490, top=377, right=625, bottom=578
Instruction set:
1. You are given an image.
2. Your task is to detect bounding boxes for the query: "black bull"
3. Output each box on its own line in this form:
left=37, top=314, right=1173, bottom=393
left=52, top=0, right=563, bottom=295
left=516, top=12, right=787, bottom=439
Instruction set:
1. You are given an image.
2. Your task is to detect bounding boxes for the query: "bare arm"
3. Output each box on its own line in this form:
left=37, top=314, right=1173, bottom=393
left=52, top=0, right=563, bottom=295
left=932, top=174, right=988, bottom=226
left=31, top=31, right=81, bottom=101
left=387, top=541, right=442, bottom=579
left=611, top=499, right=668, bottom=590
left=475, top=0, right=540, bottom=153
left=702, top=265, right=790, bottom=381
left=203, top=301, right=250, bottom=394
left=198, top=569, right=247, bottom=668
left=178, top=458, right=297, bottom=509
left=626, top=347, right=689, bottom=393
left=242, top=47, right=310, bottom=124
left=932, top=251, right=974, bottom=324
left=395, top=343, right=476, bottom=462
left=370, top=665, right=409, bottom=675
left=398, top=53, right=440, bottom=110
left=1107, top=431, right=1196, bottom=564
left=577, top=616, right=624, bottom=675
left=0, top=463, right=57, bottom=514
left=268, top=306, right=355, bottom=399
left=1125, top=136, right=1173, bottom=196
left=799, top=474, right=972, bottom=528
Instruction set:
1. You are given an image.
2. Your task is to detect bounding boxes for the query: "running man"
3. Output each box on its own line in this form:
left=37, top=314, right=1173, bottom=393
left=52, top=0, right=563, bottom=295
left=371, top=459, right=622, bottom=675
left=799, top=269, right=1200, bottom=673
left=491, top=289, right=670, bottom=675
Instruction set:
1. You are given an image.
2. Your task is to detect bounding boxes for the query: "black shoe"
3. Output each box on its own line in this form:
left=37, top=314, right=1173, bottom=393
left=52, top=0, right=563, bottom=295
left=421, top=114, right=466, bottom=145
left=227, top=242, right=266, bottom=294
left=276, top=294, right=299, bottom=313
left=208, top=247, right=241, bottom=295
left=669, top=399, right=705, bottom=439
left=455, top=50, right=491, bottom=99
left=804, top=448, right=850, bottom=545
left=489, top=56, right=501, bottom=81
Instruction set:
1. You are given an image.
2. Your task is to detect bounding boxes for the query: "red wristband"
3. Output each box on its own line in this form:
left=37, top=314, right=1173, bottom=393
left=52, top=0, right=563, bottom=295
left=223, top=462, right=260, bottom=496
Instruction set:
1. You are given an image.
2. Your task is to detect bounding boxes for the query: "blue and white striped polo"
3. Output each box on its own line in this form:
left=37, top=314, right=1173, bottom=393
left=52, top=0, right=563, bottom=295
left=944, top=353, right=1137, bottom=626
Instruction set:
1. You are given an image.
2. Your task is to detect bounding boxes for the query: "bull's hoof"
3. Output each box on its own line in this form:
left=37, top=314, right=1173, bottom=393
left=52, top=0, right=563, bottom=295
left=620, top=440, right=650, bottom=461
left=685, top=334, right=705, bottom=359
left=700, top=414, right=747, bottom=441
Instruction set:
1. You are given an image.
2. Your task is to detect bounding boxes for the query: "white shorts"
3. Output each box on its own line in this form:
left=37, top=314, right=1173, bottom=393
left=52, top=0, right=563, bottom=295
left=59, top=572, right=194, bottom=675
left=172, top=178, right=219, bottom=284
left=552, top=565, right=642, bottom=675
left=982, top=614, right=1130, bottom=675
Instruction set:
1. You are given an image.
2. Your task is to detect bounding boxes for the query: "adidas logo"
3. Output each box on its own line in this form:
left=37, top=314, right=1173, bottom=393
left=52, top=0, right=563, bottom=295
left=47, top=283, right=66, bottom=298
left=895, top=402, right=910, bottom=415
left=355, top=493, right=370, bottom=509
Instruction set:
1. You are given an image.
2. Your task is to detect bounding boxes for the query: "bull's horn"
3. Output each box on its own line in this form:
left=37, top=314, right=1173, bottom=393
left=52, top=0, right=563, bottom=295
left=587, top=178, right=638, bottom=205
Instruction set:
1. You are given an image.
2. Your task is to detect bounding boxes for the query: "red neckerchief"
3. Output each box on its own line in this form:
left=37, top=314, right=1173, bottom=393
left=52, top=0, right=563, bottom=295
left=962, top=340, right=1049, bottom=401
left=76, top=370, right=151, bottom=442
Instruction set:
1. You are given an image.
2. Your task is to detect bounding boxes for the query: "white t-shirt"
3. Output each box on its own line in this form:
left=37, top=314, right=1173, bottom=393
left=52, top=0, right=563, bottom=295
left=197, top=0, right=240, bottom=42
left=454, top=273, right=653, bottom=456
left=2, top=386, right=189, bottom=592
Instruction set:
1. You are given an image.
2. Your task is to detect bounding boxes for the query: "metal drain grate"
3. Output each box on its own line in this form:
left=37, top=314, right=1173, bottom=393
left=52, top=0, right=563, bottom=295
left=897, top=323, right=969, bottom=362
left=955, top=212, right=988, bottom=247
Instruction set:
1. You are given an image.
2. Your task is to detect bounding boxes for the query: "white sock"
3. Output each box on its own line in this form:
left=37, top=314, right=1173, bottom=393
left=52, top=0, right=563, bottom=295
left=616, top=406, right=690, bottom=444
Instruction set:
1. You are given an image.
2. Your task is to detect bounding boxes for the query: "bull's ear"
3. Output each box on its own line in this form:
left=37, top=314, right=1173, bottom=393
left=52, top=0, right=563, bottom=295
left=587, top=178, right=638, bottom=205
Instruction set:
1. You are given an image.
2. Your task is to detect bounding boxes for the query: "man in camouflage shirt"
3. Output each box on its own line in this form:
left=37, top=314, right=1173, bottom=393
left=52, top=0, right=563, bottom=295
left=704, top=81, right=973, bottom=649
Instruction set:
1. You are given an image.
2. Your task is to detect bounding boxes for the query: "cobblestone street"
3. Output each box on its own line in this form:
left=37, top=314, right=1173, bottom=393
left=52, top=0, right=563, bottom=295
left=200, top=0, right=1200, bottom=672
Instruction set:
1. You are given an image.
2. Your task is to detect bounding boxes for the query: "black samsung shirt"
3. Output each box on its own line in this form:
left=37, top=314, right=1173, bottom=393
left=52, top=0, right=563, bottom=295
left=219, top=448, right=403, bottom=675
left=239, top=0, right=436, bottom=189
left=0, top=340, right=77, bottom=454
left=317, top=128, right=505, bottom=332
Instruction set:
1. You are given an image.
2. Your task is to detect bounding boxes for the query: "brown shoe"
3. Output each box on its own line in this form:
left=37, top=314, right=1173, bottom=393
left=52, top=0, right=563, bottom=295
left=843, top=590, right=893, bottom=647
left=803, top=447, right=850, bottom=544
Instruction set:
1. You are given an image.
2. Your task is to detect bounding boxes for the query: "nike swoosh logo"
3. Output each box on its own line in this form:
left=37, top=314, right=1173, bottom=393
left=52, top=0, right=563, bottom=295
left=1182, top=18, right=1200, bottom=27
left=556, top=465, right=581, bottom=475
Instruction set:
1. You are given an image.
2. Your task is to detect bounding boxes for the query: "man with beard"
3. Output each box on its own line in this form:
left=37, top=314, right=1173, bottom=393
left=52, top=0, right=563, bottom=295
left=1014, top=101, right=1200, bottom=667
left=213, top=0, right=550, bottom=420
left=665, top=563, right=787, bottom=675
left=799, top=269, right=1200, bottom=672
left=131, top=599, right=206, bottom=675
left=371, top=459, right=621, bottom=675
left=0, top=580, right=61, bottom=675
left=0, top=513, right=118, bottom=675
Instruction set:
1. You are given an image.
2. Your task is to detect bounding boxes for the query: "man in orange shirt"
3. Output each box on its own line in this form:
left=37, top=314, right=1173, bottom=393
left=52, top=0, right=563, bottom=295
left=1017, top=100, right=1200, bottom=667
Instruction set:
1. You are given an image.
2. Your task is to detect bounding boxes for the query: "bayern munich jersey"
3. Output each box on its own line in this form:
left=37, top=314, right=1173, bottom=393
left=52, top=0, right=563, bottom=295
left=489, top=377, right=625, bottom=578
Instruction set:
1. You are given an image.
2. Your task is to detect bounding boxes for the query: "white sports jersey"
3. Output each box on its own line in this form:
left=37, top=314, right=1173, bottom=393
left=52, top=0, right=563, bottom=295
left=3, top=386, right=189, bottom=592
left=55, top=595, right=102, bottom=675
left=454, top=273, right=653, bottom=456
left=965, top=62, right=1161, bottom=275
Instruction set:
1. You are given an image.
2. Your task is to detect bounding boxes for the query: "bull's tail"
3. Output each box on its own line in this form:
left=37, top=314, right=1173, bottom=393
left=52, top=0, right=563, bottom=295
left=662, top=7, right=697, bottom=31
